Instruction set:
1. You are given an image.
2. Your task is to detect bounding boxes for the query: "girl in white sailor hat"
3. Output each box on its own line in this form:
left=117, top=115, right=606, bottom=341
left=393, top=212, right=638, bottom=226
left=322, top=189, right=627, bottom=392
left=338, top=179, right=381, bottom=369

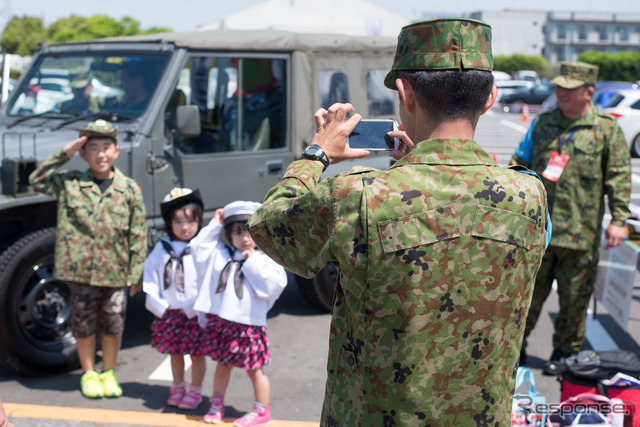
left=192, top=200, right=287, bottom=426
left=142, top=187, right=207, bottom=411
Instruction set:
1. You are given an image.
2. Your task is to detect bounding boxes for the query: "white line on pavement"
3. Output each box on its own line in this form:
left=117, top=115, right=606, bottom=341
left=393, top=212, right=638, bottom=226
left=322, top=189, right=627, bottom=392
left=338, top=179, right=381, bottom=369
left=499, top=119, right=529, bottom=134
left=148, top=355, right=192, bottom=381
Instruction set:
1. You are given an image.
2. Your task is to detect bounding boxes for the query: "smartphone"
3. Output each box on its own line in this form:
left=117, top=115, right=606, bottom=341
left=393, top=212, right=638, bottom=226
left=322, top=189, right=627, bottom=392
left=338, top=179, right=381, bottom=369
left=348, top=120, right=399, bottom=151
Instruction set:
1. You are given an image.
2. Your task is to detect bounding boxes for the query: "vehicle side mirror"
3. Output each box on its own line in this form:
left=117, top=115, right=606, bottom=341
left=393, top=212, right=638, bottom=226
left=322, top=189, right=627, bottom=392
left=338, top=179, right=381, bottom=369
left=176, top=105, right=201, bottom=137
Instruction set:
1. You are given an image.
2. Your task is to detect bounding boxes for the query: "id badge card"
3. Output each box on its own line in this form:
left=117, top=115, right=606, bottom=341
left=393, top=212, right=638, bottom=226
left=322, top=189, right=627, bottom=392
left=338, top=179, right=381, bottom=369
left=541, top=151, right=569, bottom=182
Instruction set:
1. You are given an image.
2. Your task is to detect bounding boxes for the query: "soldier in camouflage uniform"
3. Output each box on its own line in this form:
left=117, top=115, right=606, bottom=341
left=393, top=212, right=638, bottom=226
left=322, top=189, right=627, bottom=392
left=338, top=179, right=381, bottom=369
left=29, top=119, right=148, bottom=399
left=249, top=18, right=550, bottom=426
left=510, top=62, right=631, bottom=375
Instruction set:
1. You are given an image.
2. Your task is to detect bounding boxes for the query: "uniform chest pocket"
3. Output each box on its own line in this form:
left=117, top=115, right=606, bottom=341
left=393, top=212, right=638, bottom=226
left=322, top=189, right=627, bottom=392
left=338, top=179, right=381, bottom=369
left=471, top=206, right=538, bottom=249
left=104, top=198, right=131, bottom=234
left=572, top=137, right=603, bottom=179
left=377, top=205, right=460, bottom=253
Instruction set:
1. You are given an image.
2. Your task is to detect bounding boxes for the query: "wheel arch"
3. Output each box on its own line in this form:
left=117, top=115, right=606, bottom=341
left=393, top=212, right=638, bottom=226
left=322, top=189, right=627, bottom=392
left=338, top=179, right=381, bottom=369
left=0, top=198, right=57, bottom=253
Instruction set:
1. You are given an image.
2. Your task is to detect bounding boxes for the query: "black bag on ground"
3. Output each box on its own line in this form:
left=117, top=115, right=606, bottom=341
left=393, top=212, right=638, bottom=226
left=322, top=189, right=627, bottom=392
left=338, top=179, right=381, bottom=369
left=564, top=350, right=640, bottom=380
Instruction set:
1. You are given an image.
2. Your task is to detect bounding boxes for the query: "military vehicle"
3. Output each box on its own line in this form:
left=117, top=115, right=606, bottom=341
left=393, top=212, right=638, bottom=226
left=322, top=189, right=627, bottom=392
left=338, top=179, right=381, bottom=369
left=0, top=29, right=399, bottom=375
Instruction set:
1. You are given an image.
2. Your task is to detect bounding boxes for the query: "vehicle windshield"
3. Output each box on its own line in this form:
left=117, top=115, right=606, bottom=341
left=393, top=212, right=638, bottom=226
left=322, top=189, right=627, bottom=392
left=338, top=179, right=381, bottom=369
left=7, top=52, right=170, bottom=121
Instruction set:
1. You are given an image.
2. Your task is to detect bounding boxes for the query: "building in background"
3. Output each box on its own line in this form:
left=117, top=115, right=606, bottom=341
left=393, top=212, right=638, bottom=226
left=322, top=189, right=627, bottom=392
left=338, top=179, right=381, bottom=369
left=544, top=12, right=640, bottom=63
left=467, top=10, right=640, bottom=63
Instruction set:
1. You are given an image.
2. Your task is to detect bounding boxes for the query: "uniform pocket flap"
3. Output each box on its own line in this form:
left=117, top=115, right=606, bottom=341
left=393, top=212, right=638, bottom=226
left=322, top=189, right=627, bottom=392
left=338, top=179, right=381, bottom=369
left=471, top=206, right=537, bottom=249
left=378, top=205, right=459, bottom=253
left=573, top=137, right=603, bottom=155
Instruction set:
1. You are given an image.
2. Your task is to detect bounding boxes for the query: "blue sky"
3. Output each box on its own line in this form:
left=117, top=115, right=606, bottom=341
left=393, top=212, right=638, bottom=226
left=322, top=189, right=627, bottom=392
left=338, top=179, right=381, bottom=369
left=3, top=0, right=640, bottom=33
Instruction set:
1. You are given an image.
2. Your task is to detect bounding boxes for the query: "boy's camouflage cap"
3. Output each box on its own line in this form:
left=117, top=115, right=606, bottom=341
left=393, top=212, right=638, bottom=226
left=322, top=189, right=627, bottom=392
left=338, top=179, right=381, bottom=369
left=79, top=119, right=117, bottom=142
left=551, top=62, right=598, bottom=89
left=384, top=18, right=493, bottom=90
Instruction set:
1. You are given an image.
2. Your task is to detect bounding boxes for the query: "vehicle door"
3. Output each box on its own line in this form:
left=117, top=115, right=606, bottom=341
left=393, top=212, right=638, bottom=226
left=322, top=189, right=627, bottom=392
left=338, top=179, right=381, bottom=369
left=159, top=52, right=292, bottom=213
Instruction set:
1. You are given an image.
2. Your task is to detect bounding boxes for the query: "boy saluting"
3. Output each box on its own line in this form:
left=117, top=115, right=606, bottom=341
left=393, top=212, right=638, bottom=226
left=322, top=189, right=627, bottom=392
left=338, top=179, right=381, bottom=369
left=29, top=119, right=147, bottom=399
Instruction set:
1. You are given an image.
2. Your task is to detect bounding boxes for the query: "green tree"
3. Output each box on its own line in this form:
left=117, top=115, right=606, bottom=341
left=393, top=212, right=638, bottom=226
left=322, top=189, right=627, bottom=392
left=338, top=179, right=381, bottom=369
left=1, top=14, right=174, bottom=56
left=494, top=54, right=548, bottom=78
left=578, top=50, right=640, bottom=82
left=143, top=26, right=173, bottom=35
left=0, top=16, right=47, bottom=56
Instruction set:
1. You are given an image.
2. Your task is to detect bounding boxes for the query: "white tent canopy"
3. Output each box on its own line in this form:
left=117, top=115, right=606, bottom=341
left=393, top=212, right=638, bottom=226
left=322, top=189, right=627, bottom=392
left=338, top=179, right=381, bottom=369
left=198, top=0, right=410, bottom=37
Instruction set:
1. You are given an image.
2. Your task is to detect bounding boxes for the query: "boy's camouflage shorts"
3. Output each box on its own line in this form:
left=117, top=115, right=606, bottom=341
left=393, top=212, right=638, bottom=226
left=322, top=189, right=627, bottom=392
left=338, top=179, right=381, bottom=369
left=69, top=282, right=127, bottom=338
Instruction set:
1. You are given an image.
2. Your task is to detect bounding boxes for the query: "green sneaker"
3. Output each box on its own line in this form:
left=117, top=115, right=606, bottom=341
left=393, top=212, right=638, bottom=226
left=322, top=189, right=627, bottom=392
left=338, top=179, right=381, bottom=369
left=80, top=370, right=103, bottom=399
left=99, top=369, right=123, bottom=398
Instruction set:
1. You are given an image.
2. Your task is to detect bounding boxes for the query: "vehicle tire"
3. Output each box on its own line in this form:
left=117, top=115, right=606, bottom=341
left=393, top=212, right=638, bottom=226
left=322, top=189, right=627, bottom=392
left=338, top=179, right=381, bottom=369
left=295, top=263, right=338, bottom=313
left=631, top=133, right=640, bottom=158
left=0, top=227, right=78, bottom=376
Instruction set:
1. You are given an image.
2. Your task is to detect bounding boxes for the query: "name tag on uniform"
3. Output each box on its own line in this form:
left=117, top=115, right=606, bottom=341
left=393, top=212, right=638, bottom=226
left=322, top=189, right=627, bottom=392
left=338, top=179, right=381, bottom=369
left=541, top=151, right=569, bottom=182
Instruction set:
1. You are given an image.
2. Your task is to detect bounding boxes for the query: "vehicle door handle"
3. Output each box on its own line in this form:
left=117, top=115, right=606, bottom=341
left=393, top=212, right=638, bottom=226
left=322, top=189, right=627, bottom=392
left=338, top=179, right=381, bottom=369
left=266, top=160, right=283, bottom=174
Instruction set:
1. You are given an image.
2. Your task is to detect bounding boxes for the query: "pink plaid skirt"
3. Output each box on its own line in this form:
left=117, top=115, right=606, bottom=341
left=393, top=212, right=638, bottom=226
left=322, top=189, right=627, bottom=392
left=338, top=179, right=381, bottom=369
left=150, top=309, right=207, bottom=356
left=201, top=314, right=270, bottom=370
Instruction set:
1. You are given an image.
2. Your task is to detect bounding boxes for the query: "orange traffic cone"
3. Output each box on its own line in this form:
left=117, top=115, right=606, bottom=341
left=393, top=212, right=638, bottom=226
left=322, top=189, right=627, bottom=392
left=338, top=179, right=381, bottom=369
left=522, top=103, right=530, bottom=122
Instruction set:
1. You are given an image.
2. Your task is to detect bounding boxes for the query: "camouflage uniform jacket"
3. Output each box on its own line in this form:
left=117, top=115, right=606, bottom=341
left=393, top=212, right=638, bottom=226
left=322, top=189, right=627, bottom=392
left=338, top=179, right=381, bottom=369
left=29, top=148, right=148, bottom=287
left=511, top=103, right=631, bottom=250
left=249, top=138, right=549, bottom=426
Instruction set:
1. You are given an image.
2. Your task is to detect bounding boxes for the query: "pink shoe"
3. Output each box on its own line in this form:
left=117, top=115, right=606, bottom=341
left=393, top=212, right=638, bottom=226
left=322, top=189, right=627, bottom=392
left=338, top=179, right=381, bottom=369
left=233, top=401, right=271, bottom=427
left=166, top=386, right=185, bottom=407
left=178, top=390, right=202, bottom=410
left=203, top=393, right=224, bottom=424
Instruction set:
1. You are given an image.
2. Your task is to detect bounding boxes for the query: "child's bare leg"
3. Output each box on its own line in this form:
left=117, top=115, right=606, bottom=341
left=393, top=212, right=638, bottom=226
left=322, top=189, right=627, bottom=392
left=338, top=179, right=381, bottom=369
left=77, top=335, right=96, bottom=372
left=213, top=362, right=233, bottom=395
left=170, top=355, right=185, bottom=385
left=246, top=368, right=269, bottom=405
left=190, top=356, right=206, bottom=388
left=100, top=334, right=121, bottom=372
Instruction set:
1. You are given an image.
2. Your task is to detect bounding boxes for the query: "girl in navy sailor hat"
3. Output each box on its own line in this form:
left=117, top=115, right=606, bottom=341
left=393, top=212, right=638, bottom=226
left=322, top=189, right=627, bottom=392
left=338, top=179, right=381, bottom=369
left=142, top=187, right=207, bottom=411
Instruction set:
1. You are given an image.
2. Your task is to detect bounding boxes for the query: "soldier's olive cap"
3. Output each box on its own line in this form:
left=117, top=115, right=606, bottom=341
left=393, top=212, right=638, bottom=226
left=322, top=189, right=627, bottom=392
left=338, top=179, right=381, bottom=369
left=79, top=119, right=117, bottom=142
left=69, top=71, right=91, bottom=89
left=384, top=18, right=493, bottom=90
left=551, top=62, right=598, bottom=89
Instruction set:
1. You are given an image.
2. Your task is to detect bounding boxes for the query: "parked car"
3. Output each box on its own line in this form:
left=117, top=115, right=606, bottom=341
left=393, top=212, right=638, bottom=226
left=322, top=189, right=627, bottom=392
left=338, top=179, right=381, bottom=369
left=512, top=70, right=541, bottom=84
left=494, top=79, right=534, bottom=107
left=501, top=83, right=555, bottom=113
left=593, top=81, right=638, bottom=108
left=601, top=89, right=640, bottom=157
left=492, top=70, right=512, bottom=82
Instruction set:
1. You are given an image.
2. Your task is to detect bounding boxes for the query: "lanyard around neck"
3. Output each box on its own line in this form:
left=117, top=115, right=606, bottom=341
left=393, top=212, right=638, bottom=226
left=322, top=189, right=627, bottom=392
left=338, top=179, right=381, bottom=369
left=557, top=126, right=578, bottom=154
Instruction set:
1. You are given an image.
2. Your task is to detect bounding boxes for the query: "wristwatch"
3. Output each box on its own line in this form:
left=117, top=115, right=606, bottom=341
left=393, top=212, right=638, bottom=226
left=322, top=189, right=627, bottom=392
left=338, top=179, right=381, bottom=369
left=302, top=144, right=330, bottom=171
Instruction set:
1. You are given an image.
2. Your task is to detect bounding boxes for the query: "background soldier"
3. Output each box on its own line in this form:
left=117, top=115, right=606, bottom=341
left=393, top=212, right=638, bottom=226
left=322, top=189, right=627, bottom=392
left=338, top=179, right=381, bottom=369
left=510, top=62, right=631, bottom=375
left=249, top=18, right=550, bottom=426
left=58, top=71, right=100, bottom=115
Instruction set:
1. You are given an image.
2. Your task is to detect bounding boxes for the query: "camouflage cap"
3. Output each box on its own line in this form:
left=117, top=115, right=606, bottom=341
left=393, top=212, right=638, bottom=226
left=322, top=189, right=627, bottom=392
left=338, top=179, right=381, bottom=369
left=79, top=119, right=117, bottom=142
left=551, top=62, right=598, bottom=89
left=384, top=18, right=493, bottom=90
left=69, top=71, right=91, bottom=89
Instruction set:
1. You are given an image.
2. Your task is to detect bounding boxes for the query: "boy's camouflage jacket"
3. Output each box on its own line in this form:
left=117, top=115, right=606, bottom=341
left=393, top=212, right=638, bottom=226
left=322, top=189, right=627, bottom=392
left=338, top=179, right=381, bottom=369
left=29, top=148, right=147, bottom=287
left=511, top=103, right=631, bottom=251
left=249, top=138, right=549, bottom=426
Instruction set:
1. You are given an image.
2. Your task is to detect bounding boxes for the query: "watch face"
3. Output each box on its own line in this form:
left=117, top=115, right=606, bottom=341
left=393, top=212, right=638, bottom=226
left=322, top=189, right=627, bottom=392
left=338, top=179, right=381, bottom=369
left=306, top=145, right=322, bottom=156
